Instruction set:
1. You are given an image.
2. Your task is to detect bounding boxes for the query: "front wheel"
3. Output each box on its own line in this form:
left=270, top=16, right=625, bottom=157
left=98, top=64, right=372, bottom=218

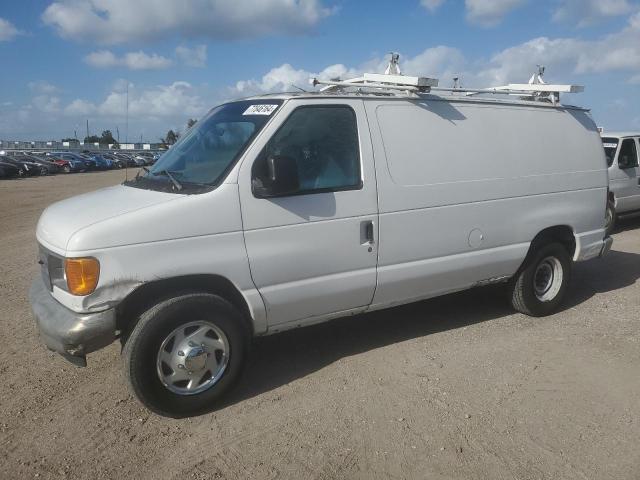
left=123, top=293, right=249, bottom=417
left=508, top=242, right=571, bottom=317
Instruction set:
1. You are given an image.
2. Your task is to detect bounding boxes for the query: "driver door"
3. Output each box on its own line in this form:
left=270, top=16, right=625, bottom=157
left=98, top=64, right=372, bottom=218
left=237, top=99, right=378, bottom=327
left=615, top=138, right=640, bottom=212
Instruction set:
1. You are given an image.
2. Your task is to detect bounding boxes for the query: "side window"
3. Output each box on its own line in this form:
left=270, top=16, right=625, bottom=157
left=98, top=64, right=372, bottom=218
left=252, top=106, right=361, bottom=196
left=618, top=139, right=639, bottom=169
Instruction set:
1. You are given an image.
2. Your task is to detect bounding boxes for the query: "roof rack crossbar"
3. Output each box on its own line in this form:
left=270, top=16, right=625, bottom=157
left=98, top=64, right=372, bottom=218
left=309, top=55, right=584, bottom=105
left=311, top=77, right=424, bottom=93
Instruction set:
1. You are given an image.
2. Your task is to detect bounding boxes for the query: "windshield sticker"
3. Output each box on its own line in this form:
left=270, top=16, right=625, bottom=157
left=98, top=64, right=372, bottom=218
left=243, top=104, right=279, bottom=116
left=603, top=143, right=618, bottom=148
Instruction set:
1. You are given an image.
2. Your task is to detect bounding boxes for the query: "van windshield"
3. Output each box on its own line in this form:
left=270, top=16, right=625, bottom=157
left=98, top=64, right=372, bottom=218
left=602, top=137, right=619, bottom=167
left=127, top=100, right=282, bottom=193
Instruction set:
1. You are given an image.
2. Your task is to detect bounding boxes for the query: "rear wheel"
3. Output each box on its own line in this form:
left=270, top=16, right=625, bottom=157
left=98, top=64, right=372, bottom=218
left=605, top=200, right=616, bottom=235
left=123, top=293, right=249, bottom=417
left=508, top=242, right=571, bottom=316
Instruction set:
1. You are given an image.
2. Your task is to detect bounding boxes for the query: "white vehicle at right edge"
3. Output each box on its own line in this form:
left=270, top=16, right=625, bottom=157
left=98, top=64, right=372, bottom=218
left=601, top=132, right=640, bottom=233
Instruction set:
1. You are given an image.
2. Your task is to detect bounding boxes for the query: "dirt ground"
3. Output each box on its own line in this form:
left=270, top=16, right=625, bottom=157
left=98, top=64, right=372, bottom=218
left=0, top=169, right=639, bottom=480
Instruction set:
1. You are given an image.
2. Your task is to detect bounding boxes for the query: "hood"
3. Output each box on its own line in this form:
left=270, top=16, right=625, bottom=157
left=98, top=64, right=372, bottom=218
left=37, top=182, right=243, bottom=253
left=37, top=184, right=179, bottom=251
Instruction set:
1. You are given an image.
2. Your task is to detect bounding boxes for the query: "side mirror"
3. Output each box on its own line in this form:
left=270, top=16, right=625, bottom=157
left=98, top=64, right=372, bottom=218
left=252, top=155, right=300, bottom=197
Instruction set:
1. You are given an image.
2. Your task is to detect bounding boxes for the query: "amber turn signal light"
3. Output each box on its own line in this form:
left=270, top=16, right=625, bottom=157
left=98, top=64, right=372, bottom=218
left=65, top=257, right=100, bottom=296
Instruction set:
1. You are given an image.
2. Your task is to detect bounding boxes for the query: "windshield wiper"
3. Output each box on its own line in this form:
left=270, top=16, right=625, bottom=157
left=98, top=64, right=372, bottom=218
left=135, top=166, right=150, bottom=181
left=153, top=169, right=183, bottom=191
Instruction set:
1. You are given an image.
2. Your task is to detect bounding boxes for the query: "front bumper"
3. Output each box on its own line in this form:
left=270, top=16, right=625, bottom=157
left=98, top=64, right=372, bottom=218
left=600, top=236, right=613, bottom=257
left=29, top=276, right=117, bottom=367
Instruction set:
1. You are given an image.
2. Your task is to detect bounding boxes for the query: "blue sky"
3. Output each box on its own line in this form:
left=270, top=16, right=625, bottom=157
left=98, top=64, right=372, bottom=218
left=1, top=0, right=639, bottom=141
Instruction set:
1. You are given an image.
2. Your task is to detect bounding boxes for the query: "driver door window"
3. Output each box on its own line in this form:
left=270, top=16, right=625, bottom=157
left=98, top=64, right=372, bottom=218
left=618, top=139, right=639, bottom=169
left=252, top=106, right=361, bottom=196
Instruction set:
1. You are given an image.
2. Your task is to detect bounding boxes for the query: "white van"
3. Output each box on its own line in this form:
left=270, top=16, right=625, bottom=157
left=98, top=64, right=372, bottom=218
left=30, top=73, right=611, bottom=416
left=601, top=132, right=640, bottom=232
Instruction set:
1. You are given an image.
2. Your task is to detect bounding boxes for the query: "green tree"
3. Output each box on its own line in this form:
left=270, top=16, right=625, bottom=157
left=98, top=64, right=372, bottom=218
left=84, top=135, right=101, bottom=143
left=187, top=118, right=198, bottom=129
left=100, top=130, right=118, bottom=145
left=165, top=129, right=179, bottom=145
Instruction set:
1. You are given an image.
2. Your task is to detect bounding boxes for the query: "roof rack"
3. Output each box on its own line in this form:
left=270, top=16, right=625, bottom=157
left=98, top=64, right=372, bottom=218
left=309, top=56, right=584, bottom=105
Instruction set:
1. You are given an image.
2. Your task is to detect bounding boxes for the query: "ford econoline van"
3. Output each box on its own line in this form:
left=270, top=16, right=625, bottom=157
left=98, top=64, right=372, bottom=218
left=601, top=132, right=640, bottom=233
left=30, top=75, right=612, bottom=416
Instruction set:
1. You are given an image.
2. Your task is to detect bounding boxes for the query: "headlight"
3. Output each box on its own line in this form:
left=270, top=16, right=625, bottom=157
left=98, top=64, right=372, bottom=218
left=65, top=257, right=100, bottom=296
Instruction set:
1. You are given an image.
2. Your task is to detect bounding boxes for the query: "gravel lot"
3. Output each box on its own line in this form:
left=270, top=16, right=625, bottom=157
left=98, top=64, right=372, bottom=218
left=1, top=169, right=639, bottom=479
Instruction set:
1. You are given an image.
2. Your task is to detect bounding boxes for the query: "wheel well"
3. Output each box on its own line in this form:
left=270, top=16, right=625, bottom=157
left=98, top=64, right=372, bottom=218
left=116, top=275, right=254, bottom=338
left=530, top=226, right=576, bottom=256
left=608, top=191, right=615, bottom=204
left=517, top=225, right=576, bottom=273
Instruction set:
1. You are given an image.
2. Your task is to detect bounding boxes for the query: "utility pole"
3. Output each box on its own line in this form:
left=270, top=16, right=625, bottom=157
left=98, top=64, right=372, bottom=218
left=125, top=81, right=129, bottom=181
left=125, top=81, right=129, bottom=145
left=86, top=119, right=89, bottom=140
left=116, top=126, right=120, bottom=143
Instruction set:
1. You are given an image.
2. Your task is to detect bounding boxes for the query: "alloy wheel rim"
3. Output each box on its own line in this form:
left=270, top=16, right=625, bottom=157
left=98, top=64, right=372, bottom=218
left=156, top=321, right=229, bottom=395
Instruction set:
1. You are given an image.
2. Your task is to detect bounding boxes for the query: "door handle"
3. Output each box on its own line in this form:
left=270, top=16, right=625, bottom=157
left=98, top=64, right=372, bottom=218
left=364, top=221, right=374, bottom=244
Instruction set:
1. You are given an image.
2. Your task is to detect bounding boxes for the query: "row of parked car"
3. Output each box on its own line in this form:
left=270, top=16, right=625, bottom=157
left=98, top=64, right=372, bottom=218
left=0, top=150, right=162, bottom=179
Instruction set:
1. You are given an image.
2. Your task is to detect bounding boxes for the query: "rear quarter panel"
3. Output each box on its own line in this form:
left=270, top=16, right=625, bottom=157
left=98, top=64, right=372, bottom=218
left=366, top=98, right=607, bottom=307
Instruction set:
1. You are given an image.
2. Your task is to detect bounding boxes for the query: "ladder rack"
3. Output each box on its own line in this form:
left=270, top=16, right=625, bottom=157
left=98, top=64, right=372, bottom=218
left=309, top=55, right=584, bottom=105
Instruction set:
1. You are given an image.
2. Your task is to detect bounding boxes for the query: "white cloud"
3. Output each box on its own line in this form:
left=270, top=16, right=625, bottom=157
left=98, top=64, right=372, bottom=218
left=94, top=81, right=205, bottom=118
left=64, top=99, right=97, bottom=116
left=465, top=0, right=527, bottom=27
left=235, top=62, right=367, bottom=94
left=175, top=44, right=207, bottom=67
left=234, top=12, right=640, bottom=99
left=552, top=0, right=635, bottom=27
left=234, top=46, right=465, bottom=94
left=42, top=0, right=334, bottom=45
left=475, top=11, right=640, bottom=85
left=420, top=0, right=446, bottom=13
left=0, top=17, right=19, bottom=41
left=1, top=81, right=208, bottom=140
left=28, top=81, right=60, bottom=94
left=84, top=50, right=173, bottom=70
left=32, top=95, right=61, bottom=114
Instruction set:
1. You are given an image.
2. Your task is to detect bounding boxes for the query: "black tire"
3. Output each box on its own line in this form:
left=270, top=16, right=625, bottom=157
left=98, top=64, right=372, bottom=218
left=122, top=293, right=249, bottom=417
left=605, top=200, right=616, bottom=236
left=63, top=165, right=71, bottom=173
left=508, top=242, right=571, bottom=317
left=40, top=166, right=48, bottom=176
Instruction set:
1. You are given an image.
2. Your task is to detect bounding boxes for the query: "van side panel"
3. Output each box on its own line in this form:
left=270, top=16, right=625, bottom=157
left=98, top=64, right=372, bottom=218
left=366, top=99, right=607, bottom=308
